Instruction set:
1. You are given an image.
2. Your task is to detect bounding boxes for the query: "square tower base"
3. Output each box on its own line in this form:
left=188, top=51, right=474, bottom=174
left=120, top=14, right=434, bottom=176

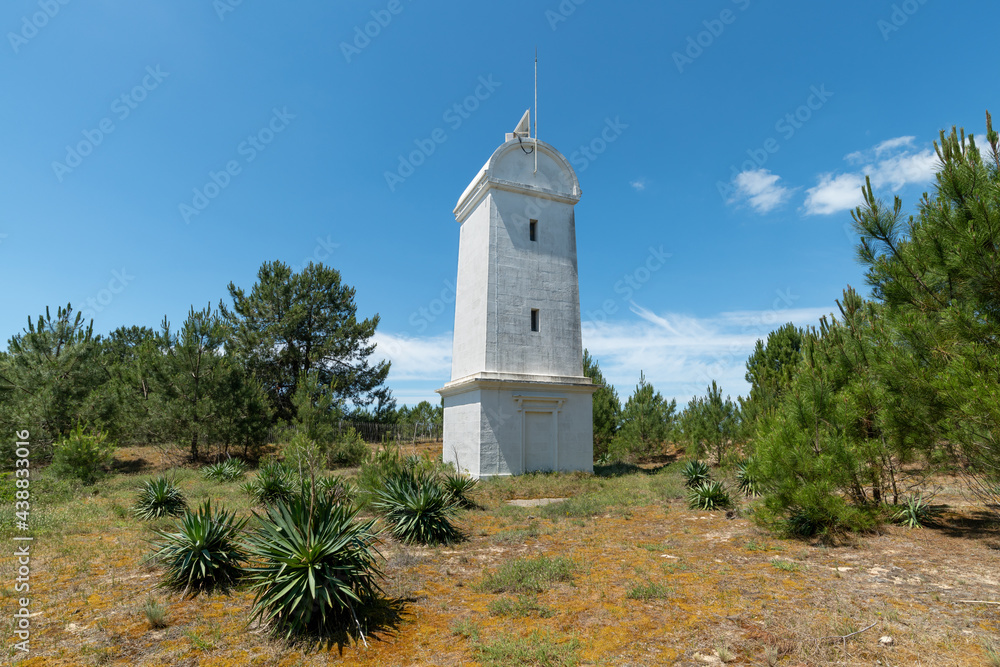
left=439, top=374, right=595, bottom=479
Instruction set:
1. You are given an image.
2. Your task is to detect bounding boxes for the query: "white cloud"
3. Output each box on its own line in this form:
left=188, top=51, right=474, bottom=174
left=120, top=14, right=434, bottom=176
left=804, top=172, right=866, bottom=215
left=371, top=331, right=452, bottom=381
left=874, top=135, right=915, bottom=155
left=807, top=137, right=941, bottom=215
left=870, top=149, right=938, bottom=190
left=730, top=168, right=792, bottom=214
left=630, top=179, right=646, bottom=191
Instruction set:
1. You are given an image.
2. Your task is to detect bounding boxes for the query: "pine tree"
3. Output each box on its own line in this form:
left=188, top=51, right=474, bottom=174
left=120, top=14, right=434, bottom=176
left=582, top=349, right=620, bottom=459
left=680, top=380, right=739, bottom=464
left=609, top=371, right=676, bottom=460
left=851, top=115, right=1000, bottom=507
left=221, top=261, right=391, bottom=422
left=0, top=305, right=106, bottom=453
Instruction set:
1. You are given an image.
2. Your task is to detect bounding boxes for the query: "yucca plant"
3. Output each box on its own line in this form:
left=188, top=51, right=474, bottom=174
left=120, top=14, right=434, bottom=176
left=686, top=480, right=732, bottom=511
left=893, top=493, right=936, bottom=529
left=202, top=458, right=248, bottom=482
left=243, top=460, right=296, bottom=505
left=245, top=493, right=384, bottom=641
left=735, top=458, right=761, bottom=497
left=373, top=469, right=461, bottom=545
left=317, top=474, right=354, bottom=505
left=151, top=500, right=248, bottom=596
left=681, top=460, right=712, bottom=488
left=442, top=471, right=478, bottom=508
left=133, top=476, right=187, bottom=520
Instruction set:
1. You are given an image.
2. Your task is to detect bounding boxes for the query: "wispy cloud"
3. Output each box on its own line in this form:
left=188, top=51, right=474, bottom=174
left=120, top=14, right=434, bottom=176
left=371, top=303, right=835, bottom=407
left=728, top=168, right=792, bottom=214
left=630, top=178, right=646, bottom=191
left=371, top=331, right=452, bottom=381
left=804, top=136, right=939, bottom=215
left=583, top=302, right=834, bottom=403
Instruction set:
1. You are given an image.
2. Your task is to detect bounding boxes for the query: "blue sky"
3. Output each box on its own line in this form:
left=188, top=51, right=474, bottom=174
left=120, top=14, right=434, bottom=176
left=2, top=0, right=996, bottom=408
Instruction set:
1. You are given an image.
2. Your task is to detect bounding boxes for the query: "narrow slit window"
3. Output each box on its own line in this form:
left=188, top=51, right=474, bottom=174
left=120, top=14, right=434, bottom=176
left=529, top=219, right=538, bottom=242
left=530, top=308, right=539, bottom=332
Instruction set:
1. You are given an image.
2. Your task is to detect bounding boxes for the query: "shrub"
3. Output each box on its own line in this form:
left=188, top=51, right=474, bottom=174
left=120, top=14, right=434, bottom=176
left=201, top=458, right=248, bottom=482
left=687, top=480, right=732, bottom=511
left=49, top=423, right=115, bottom=484
left=151, top=500, right=248, bottom=596
left=442, top=471, right=478, bottom=508
left=245, top=494, right=383, bottom=640
left=372, top=469, right=461, bottom=545
left=681, top=460, right=711, bottom=488
left=329, top=427, right=368, bottom=468
left=243, top=460, right=296, bottom=505
left=133, top=476, right=187, bottom=520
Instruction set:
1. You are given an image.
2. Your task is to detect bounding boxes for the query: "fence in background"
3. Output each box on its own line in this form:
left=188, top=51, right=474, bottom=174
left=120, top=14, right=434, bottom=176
left=266, top=420, right=442, bottom=445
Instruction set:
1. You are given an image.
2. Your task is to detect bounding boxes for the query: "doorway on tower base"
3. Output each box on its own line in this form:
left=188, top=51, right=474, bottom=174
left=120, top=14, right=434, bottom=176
left=515, top=394, right=565, bottom=474
left=524, top=411, right=556, bottom=472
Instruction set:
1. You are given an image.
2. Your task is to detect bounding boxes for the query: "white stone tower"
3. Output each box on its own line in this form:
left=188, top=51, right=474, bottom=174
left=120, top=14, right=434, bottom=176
left=437, top=111, right=596, bottom=478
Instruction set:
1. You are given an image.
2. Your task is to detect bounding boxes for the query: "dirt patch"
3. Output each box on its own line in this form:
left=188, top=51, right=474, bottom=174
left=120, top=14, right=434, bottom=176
left=506, top=498, right=567, bottom=508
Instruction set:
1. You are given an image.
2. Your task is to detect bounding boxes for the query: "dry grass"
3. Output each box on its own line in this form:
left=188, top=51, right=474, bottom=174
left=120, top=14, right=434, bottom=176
left=2, top=444, right=999, bottom=665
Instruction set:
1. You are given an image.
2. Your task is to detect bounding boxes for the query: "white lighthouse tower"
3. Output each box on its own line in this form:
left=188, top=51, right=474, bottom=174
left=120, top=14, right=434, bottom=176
left=437, top=111, right=596, bottom=478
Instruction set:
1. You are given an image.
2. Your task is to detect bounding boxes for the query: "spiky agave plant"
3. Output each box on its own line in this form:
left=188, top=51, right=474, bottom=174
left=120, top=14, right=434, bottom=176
left=373, top=469, right=461, bottom=545
left=133, top=476, right=187, bottom=520
left=202, top=458, right=248, bottom=482
left=151, top=500, right=248, bottom=596
left=686, top=480, right=732, bottom=511
left=317, top=474, right=354, bottom=505
left=893, top=493, right=936, bottom=529
left=245, top=493, right=384, bottom=641
left=242, top=460, right=295, bottom=505
left=441, top=471, right=478, bottom=508
left=681, top=460, right=712, bottom=488
left=735, top=458, right=762, bottom=497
